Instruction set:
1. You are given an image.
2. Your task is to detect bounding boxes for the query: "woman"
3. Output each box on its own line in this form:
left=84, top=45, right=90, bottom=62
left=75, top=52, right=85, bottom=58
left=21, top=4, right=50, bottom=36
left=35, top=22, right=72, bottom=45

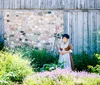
left=58, top=34, right=74, bottom=71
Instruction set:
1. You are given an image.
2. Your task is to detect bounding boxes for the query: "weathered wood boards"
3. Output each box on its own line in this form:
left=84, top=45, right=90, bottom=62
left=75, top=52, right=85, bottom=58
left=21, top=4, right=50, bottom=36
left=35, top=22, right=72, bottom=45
left=0, top=0, right=100, bottom=9
left=64, top=10, right=100, bottom=54
left=0, top=11, right=4, bottom=41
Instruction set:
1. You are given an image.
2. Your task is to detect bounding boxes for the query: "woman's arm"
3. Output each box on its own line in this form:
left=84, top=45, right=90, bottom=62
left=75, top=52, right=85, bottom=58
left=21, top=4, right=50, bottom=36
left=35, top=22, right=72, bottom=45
left=63, top=43, right=72, bottom=54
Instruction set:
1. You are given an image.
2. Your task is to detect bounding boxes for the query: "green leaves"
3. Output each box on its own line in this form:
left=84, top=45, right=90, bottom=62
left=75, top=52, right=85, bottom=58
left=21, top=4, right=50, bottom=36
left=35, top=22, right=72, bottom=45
left=88, top=54, right=100, bottom=74
left=0, top=51, right=32, bottom=84
left=73, top=52, right=97, bottom=71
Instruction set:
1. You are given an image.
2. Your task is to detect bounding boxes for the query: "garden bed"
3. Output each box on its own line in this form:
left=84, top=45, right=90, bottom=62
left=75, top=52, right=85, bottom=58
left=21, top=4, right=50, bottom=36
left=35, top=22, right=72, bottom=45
left=24, top=68, right=100, bottom=85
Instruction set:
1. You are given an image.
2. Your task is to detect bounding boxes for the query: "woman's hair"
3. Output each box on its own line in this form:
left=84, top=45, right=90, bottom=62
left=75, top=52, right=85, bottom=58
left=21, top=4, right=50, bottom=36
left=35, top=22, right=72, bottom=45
left=62, top=34, right=70, bottom=39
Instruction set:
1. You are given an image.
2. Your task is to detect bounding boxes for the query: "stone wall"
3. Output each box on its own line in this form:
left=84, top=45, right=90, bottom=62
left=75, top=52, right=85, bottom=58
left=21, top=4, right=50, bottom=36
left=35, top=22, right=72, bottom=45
left=4, top=10, right=64, bottom=50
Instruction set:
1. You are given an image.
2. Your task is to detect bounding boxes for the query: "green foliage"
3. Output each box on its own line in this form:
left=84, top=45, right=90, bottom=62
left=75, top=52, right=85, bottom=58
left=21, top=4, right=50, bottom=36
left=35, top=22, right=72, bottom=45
left=0, top=51, right=32, bottom=84
left=40, top=62, right=64, bottom=72
left=73, top=52, right=97, bottom=71
left=40, top=63, right=57, bottom=72
left=10, top=45, right=58, bottom=72
left=88, top=54, right=100, bottom=74
left=30, top=49, right=58, bottom=71
left=0, top=41, right=4, bottom=50
left=11, top=45, right=99, bottom=72
left=9, top=44, right=33, bottom=58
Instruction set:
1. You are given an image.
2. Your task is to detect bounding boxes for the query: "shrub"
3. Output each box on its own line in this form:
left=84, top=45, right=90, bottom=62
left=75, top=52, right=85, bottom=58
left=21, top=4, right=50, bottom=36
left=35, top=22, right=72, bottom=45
left=88, top=54, right=100, bottom=74
left=9, top=45, right=58, bottom=72
left=73, top=52, right=97, bottom=71
left=30, top=49, right=58, bottom=71
left=0, top=51, right=32, bottom=84
left=24, top=68, right=100, bottom=85
left=40, top=62, right=64, bottom=72
left=9, top=44, right=33, bottom=58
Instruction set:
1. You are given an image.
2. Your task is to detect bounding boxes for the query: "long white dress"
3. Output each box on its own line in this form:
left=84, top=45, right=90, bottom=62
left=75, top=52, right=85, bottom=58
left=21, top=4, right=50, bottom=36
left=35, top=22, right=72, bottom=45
left=58, top=41, right=72, bottom=70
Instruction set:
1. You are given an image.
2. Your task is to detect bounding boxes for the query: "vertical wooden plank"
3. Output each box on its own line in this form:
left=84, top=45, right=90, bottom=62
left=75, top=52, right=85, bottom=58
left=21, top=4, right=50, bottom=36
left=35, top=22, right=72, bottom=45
left=75, top=11, right=79, bottom=53
left=70, top=12, right=74, bottom=52
left=47, top=0, right=52, bottom=9
left=74, top=0, right=76, bottom=9
left=68, top=0, right=71, bottom=9
left=75, top=0, right=78, bottom=9
left=64, top=11, right=68, bottom=33
left=0, top=11, right=4, bottom=40
left=0, top=0, right=1, bottom=8
left=97, top=11, right=100, bottom=52
left=74, top=12, right=78, bottom=54
left=62, top=0, right=69, bottom=9
left=87, top=11, right=91, bottom=54
left=67, top=11, right=70, bottom=34
left=15, top=0, right=18, bottom=9
left=44, top=0, right=48, bottom=9
left=31, top=0, right=40, bottom=9
left=12, top=0, right=15, bottom=9
left=81, top=0, right=85, bottom=9
left=88, top=11, right=94, bottom=54
left=83, top=11, right=88, bottom=53
left=39, top=0, right=42, bottom=8
left=94, top=11, right=98, bottom=52
left=0, top=11, right=2, bottom=33
left=51, top=0, right=58, bottom=9
left=87, top=0, right=90, bottom=9
left=69, top=11, right=73, bottom=45
left=17, top=0, right=21, bottom=9
left=86, top=0, right=95, bottom=9
left=71, top=0, right=75, bottom=9
left=20, top=0, right=25, bottom=9
left=77, top=11, right=83, bottom=53
left=68, top=11, right=71, bottom=41
left=40, top=0, right=45, bottom=9
left=78, top=0, right=81, bottom=9
left=95, top=0, right=100, bottom=9
left=72, top=12, right=75, bottom=53
left=90, top=11, right=97, bottom=53
left=9, top=0, right=13, bottom=9
left=0, top=0, right=4, bottom=9
left=84, top=0, right=87, bottom=9
left=3, top=0, right=7, bottom=9
left=82, top=12, right=84, bottom=51
left=57, top=0, right=63, bottom=9
left=25, top=0, right=31, bottom=9
left=90, top=0, right=95, bottom=9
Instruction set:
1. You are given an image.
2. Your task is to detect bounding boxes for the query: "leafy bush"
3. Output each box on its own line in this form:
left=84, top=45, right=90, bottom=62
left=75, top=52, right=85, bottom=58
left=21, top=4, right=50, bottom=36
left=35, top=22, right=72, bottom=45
left=10, top=45, right=98, bottom=72
left=0, top=51, right=32, bottom=84
left=9, top=45, right=58, bottom=72
left=73, top=52, right=97, bottom=71
left=40, top=62, right=64, bottom=72
left=24, top=68, right=100, bottom=85
left=88, top=54, right=100, bottom=74
left=9, top=44, right=33, bottom=58
left=30, top=49, right=58, bottom=71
